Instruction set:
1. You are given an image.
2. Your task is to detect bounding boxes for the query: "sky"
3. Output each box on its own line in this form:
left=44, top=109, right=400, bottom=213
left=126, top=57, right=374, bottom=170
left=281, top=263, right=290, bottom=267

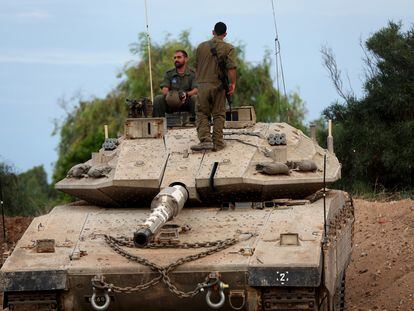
left=0, top=0, right=413, bottom=180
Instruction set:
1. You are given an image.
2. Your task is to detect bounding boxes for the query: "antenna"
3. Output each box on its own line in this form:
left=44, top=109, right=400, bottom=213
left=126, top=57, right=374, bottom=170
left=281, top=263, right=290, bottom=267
left=270, top=0, right=288, bottom=122
left=144, top=0, right=154, bottom=103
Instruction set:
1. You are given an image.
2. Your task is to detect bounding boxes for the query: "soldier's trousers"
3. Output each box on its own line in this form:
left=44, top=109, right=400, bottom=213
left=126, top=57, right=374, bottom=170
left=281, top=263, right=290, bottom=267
left=196, top=83, right=226, bottom=148
left=153, top=94, right=196, bottom=119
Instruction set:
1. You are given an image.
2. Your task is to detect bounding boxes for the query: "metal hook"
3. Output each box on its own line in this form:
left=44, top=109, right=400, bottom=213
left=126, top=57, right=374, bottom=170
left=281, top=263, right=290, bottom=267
left=229, top=290, right=246, bottom=310
left=206, top=287, right=226, bottom=309
left=91, top=288, right=111, bottom=311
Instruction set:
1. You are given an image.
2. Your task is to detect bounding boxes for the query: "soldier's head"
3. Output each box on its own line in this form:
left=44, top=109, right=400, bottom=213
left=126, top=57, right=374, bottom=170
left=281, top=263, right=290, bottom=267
left=213, top=22, right=227, bottom=38
left=174, top=50, right=188, bottom=69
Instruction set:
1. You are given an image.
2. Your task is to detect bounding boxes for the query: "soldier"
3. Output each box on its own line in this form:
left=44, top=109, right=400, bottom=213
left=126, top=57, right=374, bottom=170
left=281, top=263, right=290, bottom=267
left=153, top=50, right=198, bottom=119
left=191, top=22, right=237, bottom=151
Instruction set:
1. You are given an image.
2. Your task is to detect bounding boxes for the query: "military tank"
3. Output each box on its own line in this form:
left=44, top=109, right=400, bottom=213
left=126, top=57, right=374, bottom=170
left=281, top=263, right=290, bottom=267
left=0, top=102, right=354, bottom=310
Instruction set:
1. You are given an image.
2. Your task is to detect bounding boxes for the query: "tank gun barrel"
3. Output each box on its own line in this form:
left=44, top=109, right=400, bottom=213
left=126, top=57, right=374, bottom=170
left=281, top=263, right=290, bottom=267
left=134, top=185, right=188, bottom=247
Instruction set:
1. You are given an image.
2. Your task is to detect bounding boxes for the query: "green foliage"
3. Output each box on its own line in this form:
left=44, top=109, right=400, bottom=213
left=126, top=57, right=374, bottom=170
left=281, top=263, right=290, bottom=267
left=0, top=163, right=55, bottom=216
left=312, top=116, right=328, bottom=149
left=53, top=31, right=307, bottom=183
left=53, top=95, right=126, bottom=183
left=323, top=22, right=414, bottom=192
left=0, top=163, right=16, bottom=214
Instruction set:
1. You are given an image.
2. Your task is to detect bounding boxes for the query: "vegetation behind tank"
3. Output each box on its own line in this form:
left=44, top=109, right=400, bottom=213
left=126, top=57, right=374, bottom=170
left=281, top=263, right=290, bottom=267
left=320, top=22, right=414, bottom=195
left=0, top=163, right=56, bottom=215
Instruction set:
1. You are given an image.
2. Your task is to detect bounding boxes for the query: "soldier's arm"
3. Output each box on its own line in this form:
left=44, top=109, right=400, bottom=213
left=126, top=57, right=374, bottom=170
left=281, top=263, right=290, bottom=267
left=187, top=88, right=198, bottom=96
left=227, top=47, right=237, bottom=95
left=188, top=71, right=198, bottom=96
left=194, top=45, right=200, bottom=78
left=160, top=72, right=171, bottom=95
left=228, top=69, right=237, bottom=95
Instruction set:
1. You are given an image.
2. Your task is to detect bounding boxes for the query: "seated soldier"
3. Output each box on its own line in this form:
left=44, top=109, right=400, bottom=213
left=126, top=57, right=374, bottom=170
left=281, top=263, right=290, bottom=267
left=153, top=50, right=198, bottom=119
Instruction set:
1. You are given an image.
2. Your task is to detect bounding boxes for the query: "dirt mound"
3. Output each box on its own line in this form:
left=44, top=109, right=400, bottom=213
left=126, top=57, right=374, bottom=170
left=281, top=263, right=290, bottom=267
left=347, top=199, right=414, bottom=311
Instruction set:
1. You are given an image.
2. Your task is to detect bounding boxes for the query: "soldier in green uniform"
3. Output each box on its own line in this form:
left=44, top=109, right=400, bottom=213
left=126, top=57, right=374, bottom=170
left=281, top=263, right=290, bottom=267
left=153, top=50, right=198, bottom=119
left=191, top=22, right=237, bottom=151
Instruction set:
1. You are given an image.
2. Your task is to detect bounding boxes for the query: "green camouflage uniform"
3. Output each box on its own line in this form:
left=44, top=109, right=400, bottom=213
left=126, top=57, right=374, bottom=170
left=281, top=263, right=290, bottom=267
left=153, top=67, right=198, bottom=117
left=195, top=37, right=236, bottom=149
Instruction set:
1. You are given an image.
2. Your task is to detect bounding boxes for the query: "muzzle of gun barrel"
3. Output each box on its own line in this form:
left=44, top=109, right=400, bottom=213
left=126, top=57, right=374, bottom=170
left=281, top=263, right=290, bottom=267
left=134, top=185, right=188, bottom=247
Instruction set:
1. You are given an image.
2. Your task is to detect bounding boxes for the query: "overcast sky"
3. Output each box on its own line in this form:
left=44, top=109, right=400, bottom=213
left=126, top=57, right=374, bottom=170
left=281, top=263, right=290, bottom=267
left=0, top=0, right=413, bottom=179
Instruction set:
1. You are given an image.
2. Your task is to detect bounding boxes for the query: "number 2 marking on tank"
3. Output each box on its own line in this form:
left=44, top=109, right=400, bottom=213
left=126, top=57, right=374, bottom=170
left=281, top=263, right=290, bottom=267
left=276, top=271, right=289, bottom=285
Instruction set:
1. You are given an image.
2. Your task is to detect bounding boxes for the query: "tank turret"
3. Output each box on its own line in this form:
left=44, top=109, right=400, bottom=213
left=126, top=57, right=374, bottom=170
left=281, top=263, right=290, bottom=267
left=55, top=105, right=341, bottom=207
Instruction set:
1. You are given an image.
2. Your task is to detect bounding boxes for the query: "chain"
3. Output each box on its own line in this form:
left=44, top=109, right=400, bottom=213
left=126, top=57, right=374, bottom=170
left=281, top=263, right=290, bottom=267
left=94, top=233, right=255, bottom=298
left=109, top=235, right=239, bottom=249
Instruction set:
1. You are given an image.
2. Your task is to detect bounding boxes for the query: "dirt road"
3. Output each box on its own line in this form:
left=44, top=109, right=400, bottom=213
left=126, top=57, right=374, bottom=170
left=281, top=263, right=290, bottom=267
left=0, top=199, right=413, bottom=310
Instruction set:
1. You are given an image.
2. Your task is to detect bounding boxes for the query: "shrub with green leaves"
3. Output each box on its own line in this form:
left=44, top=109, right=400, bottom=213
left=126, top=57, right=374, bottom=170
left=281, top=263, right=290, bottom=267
left=324, top=22, right=414, bottom=192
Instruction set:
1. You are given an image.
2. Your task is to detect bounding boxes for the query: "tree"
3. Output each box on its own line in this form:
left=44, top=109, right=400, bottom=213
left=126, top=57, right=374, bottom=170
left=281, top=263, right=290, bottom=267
left=0, top=162, right=53, bottom=215
left=0, top=162, right=17, bottom=214
left=53, top=31, right=307, bottom=184
left=18, top=166, right=55, bottom=215
left=323, top=22, right=414, bottom=192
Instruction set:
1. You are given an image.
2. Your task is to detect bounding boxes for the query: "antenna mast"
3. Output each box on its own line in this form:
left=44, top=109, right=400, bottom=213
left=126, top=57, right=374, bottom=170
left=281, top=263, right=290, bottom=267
left=322, top=153, right=328, bottom=245
left=144, top=0, right=154, bottom=103
left=270, top=0, right=288, bottom=121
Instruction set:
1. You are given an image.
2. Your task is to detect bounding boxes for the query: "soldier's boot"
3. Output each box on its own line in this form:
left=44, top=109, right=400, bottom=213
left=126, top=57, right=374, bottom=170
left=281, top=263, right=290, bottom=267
left=212, top=113, right=226, bottom=151
left=190, top=142, right=214, bottom=151
left=213, top=141, right=226, bottom=152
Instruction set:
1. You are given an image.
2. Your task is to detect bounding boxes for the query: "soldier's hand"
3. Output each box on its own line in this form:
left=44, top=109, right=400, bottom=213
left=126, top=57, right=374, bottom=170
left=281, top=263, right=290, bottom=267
left=228, top=83, right=236, bottom=96
left=178, top=91, right=187, bottom=103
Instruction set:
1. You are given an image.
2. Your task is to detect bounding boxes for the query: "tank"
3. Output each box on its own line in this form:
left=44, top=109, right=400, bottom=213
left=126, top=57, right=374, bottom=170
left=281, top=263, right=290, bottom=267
left=0, top=104, right=354, bottom=311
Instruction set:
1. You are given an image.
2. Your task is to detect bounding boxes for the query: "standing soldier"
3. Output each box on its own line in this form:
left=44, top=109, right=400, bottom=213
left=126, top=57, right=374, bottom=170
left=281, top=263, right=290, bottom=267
left=191, top=22, right=237, bottom=151
left=153, top=50, right=198, bottom=119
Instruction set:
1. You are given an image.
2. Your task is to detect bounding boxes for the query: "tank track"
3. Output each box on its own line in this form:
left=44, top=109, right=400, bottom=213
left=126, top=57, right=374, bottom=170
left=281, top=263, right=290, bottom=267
left=261, top=287, right=317, bottom=311
left=334, top=273, right=346, bottom=311
left=5, top=291, right=60, bottom=310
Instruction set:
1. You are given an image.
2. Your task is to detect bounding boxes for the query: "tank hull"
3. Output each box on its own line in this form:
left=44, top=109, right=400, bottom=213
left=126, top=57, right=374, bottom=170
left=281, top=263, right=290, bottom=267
left=1, top=190, right=353, bottom=310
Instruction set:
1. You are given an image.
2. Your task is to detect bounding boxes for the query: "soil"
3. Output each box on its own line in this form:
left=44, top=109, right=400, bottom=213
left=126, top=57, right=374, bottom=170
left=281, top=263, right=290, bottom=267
left=346, top=199, right=414, bottom=311
left=0, top=216, right=33, bottom=247
left=0, top=200, right=413, bottom=310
